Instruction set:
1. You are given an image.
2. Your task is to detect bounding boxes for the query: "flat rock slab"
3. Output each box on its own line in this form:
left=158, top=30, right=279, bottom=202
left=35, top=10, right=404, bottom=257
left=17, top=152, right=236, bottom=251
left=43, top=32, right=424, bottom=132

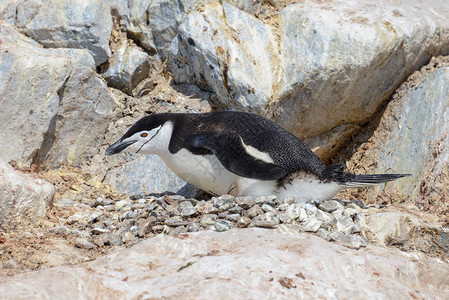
left=0, top=227, right=447, bottom=299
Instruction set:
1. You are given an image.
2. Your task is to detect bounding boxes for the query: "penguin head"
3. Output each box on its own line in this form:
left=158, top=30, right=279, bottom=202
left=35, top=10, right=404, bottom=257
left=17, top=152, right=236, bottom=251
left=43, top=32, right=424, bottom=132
left=105, top=114, right=173, bottom=155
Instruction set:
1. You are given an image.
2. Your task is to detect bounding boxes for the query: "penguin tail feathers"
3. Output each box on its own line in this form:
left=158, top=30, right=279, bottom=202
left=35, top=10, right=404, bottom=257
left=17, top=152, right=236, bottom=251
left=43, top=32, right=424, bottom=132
left=340, top=173, right=411, bottom=188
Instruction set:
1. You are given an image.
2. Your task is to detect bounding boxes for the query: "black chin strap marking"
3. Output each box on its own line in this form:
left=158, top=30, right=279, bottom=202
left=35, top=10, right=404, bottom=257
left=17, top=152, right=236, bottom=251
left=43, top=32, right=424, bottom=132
left=136, top=126, right=162, bottom=153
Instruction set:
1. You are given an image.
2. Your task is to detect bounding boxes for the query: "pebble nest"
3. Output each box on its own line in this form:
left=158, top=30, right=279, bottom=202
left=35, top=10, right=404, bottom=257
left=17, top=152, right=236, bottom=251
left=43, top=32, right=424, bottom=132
left=52, top=194, right=369, bottom=250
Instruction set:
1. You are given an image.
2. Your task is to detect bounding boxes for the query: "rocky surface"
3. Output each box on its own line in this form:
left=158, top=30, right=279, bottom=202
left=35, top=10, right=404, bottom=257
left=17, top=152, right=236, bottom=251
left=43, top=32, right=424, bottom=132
left=343, top=57, right=449, bottom=216
left=0, top=227, right=448, bottom=299
left=13, top=0, right=113, bottom=65
left=0, top=1, right=449, bottom=298
left=0, top=159, right=54, bottom=230
left=102, top=39, right=151, bottom=94
left=0, top=22, right=115, bottom=168
left=168, top=2, right=280, bottom=114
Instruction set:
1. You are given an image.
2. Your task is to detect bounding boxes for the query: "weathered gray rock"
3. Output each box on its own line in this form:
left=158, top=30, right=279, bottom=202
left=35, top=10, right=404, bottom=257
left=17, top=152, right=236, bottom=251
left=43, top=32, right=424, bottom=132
left=318, top=200, right=344, bottom=213
left=276, top=0, right=449, bottom=159
left=74, top=238, right=95, bottom=250
left=348, top=63, right=449, bottom=208
left=14, top=0, right=112, bottom=65
left=0, top=228, right=447, bottom=299
left=103, top=41, right=150, bottom=94
left=302, top=217, right=322, bottom=233
left=104, top=154, right=199, bottom=197
left=168, top=2, right=280, bottom=113
left=0, top=158, right=55, bottom=230
left=214, top=220, right=231, bottom=232
left=0, top=22, right=115, bottom=168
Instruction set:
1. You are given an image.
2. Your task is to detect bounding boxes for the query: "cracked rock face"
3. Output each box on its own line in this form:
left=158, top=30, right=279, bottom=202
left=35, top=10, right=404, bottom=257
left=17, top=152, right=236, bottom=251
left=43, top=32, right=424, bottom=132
left=168, top=2, right=280, bottom=114
left=14, top=0, right=113, bottom=65
left=0, top=22, right=115, bottom=168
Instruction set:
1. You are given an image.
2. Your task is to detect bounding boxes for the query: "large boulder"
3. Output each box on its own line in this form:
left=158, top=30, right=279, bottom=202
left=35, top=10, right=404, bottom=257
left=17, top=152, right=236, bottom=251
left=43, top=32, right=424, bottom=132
left=0, top=227, right=447, bottom=298
left=102, top=40, right=151, bottom=95
left=106, top=0, right=261, bottom=59
left=168, top=2, right=280, bottom=114
left=0, top=158, right=55, bottom=230
left=104, top=154, right=199, bottom=198
left=12, top=0, right=112, bottom=65
left=163, top=0, right=449, bottom=160
left=345, top=58, right=449, bottom=211
left=276, top=0, right=449, bottom=159
left=0, top=22, right=115, bottom=168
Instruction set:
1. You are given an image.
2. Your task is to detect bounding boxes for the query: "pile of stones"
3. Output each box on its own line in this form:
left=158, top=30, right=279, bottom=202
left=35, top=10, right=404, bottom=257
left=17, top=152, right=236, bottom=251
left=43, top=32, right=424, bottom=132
left=51, top=194, right=369, bottom=250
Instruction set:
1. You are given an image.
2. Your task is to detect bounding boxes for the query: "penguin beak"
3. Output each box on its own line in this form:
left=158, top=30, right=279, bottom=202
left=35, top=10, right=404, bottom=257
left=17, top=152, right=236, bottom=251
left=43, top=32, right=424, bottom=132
left=105, top=139, right=136, bottom=155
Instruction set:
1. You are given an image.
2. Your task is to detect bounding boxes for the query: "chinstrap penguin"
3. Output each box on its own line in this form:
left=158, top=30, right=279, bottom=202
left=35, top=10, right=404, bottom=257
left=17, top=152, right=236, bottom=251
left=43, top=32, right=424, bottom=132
left=105, top=111, right=408, bottom=202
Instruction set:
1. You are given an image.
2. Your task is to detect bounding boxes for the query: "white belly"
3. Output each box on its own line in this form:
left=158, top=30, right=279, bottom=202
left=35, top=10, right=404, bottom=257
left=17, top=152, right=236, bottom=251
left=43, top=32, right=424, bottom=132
left=158, top=149, right=277, bottom=196
left=275, top=173, right=343, bottom=203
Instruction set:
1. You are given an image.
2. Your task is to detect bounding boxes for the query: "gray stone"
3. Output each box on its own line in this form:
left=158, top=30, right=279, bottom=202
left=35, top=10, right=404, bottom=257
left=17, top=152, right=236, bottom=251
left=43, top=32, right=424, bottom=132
left=130, top=225, right=139, bottom=236
left=329, top=232, right=367, bottom=250
left=335, top=215, right=354, bottom=233
left=105, top=233, right=123, bottom=246
left=122, top=231, right=137, bottom=244
left=237, top=216, right=251, bottom=228
left=49, top=226, right=69, bottom=235
left=200, top=214, right=217, bottom=227
left=165, top=218, right=189, bottom=227
left=302, top=203, right=318, bottom=216
left=218, top=203, right=234, bottom=212
left=15, top=0, right=112, bottom=65
left=195, top=201, right=217, bottom=214
left=104, top=155, right=199, bottom=198
left=286, top=204, right=308, bottom=222
left=74, top=238, right=95, bottom=250
left=0, top=158, right=55, bottom=230
left=227, top=205, right=243, bottom=214
left=316, top=228, right=332, bottom=241
left=277, top=1, right=449, bottom=159
left=120, top=211, right=137, bottom=221
left=186, top=223, right=200, bottom=232
left=88, top=211, right=104, bottom=223
left=168, top=2, right=280, bottom=113
left=318, top=200, right=344, bottom=213
left=255, top=195, right=277, bottom=205
left=315, top=209, right=334, bottom=224
left=103, top=41, right=150, bottom=94
left=178, top=201, right=193, bottom=210
left=93, top=235, right=105, bottom=247
left=131, top=203, right=147, bottom=210
left=277, top=203, right=290, bottom=211
left=181, top=207, right=197, bottom=217
left=343, top=224, right=362, bottom=235
left=213, top=195, right=235, bottom=208
left=226, top=214, right=241, bottom=222
left=91, top=227, right=110, bottom=235
left=169, top=226, right=187, bottom=236
left=0, top=23, right=115, bottom=168
left=115, top=200, right=132, bottom=210
left=235, top=197, right=256, bottom=209
left=302, top=217, right=322, bottom=233
left=247, top=205, right=263, bottom=218
left=137, top=219, right=153, bottom=237
left=214, top=220, right=231, bottom=232
left=251, top=212, right=279, bottom=228
left=261, top=204, right=275, bottom=213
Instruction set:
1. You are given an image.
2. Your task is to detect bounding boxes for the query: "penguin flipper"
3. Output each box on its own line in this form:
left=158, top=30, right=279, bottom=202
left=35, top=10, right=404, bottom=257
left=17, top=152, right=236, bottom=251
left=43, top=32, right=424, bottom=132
left=189, top=131, right=287, bottom=180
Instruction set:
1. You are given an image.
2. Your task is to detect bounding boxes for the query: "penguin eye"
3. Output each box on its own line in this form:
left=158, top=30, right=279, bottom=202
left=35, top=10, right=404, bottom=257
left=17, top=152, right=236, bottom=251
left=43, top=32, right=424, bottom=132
left=140, top=132, right=148, bottom=138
